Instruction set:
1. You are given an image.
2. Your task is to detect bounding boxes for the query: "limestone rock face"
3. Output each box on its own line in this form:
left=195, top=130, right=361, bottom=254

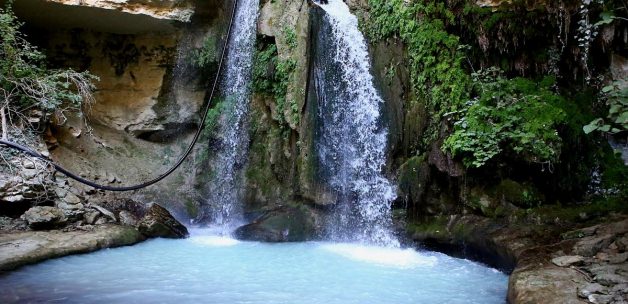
left=0, top=159, right=56, bottom=217
left=21, top=206, right=68, bottom=230
left=45, top=0, right=195, bottom=22
left=138, top=204, right=189, bottom=238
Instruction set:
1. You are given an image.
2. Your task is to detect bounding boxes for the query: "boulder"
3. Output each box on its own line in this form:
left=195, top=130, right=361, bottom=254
left=573, top=234, right=615, bottom=257
left=594, top=273, right=628, bottom=286
left=578, top=283, right=607, bottom=298
left=21, top=206, right=67, bottom=230
left=234, top=205, right=320, bottom=242
left=92, top=205, right=117, bottom=222
left=118, top=210, right=139, bottom=226
left=137, top=204, right=188, bottom=238
left=83, top=210, right=100, bottom=225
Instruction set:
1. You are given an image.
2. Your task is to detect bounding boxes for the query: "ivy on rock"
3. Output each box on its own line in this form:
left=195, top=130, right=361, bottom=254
left=443, top=68, right=567, bottom=168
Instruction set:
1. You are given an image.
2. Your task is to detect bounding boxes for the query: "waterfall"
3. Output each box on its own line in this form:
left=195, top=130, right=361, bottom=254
left=313, top=0, right=398, bottom=246
left=201, top=0, right=259, bottom=233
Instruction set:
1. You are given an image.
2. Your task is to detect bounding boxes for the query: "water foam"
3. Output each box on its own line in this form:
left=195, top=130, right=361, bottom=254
left=189, top=235, right=241, bottom=247
left=321, top=243, right=437, bottom=268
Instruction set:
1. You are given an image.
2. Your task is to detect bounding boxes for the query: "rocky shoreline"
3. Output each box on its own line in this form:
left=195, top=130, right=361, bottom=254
left=0, top=224, right=143, bottom=272
left=408, top=214, right=628, bottom=303
left=0, top=202, right=189, bottom=273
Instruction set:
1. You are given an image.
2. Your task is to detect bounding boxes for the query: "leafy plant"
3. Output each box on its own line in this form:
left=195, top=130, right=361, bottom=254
left=583, top=80, right=628, bottom=134
left=189, top=35, right=217, bottom=68
left=366, top=0, right=470, bottom=147
left=252, top=41, right=298, bottom=127
left=443, top=68, right=567, bottom=168
left=282, top=27, right=298, bottom=50
left=0, top=3, right=98, bottom=139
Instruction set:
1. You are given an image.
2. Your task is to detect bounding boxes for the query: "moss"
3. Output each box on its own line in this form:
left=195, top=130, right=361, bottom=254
left=493, top=179, right=544, bottom=209
left=366, top=0, right=470, bottom=150
left=184, top=199, right=199, bottom=219
left=252, top=38, right=298, bottom=129
left=397, top=154, right=427, bottom=192
left=526, top=198, right=628, bottom=224
left=407, top=215, right=450, bottom=238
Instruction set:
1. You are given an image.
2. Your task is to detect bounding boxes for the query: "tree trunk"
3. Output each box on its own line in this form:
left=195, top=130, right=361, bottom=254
left=1, top=106, right=7, bottom=140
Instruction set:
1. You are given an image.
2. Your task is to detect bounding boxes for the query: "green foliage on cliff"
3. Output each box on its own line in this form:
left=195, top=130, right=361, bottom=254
left=189, top=36, right=217, bottom=68
left=252, top=41, right=298, bottom=128
left=443, top=68, right=567, bottom=168
left=367, top=0, right=470, bottom=145
left=0, top=3, right=97, bottom=138
left=583, top=81, right=628, bottom=135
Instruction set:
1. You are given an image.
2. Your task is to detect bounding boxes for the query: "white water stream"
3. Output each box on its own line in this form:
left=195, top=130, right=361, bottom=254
left=315, top=0, right=397, bottom=246
left=202, top=0, right=259, bottom=233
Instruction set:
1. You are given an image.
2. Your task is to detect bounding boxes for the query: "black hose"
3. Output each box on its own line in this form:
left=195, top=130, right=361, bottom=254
left=0, top=0, right=239, bottom=192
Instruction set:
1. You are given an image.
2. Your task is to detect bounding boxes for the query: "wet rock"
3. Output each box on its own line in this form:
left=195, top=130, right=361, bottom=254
left=137, top=204, right=188, bottom=238
left=578, top=283, right=607, bottom=298
left=234, top=205, right=320, bottom=242
left=21, top=206, right=67, bottom=230
left=118, top=210, right=138, bottom=226
left=552, top=255, right=585, bottom=267
left=573, top=234, right=615, bottom=257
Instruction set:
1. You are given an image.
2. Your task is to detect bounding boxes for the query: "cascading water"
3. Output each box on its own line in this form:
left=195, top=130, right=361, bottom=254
left=200, top=0, right=259, bottom=233
left=313, top=0, right=397, bottom=246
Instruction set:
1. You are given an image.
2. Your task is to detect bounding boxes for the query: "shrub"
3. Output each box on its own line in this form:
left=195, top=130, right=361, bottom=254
left=0, top=3, right=98, bottom=140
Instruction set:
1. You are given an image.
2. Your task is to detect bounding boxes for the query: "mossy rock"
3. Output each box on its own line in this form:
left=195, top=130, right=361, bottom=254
left=234, top=204, right=320, bottom=242
left=493, top=179, right=544, bottom=209
left=397, top=154, right=429, bottom=204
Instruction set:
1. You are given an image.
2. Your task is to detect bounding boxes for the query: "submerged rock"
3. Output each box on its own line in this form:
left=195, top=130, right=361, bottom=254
left=21, top=206, right=67, bottom=230
left=234, top=205, right=319, bottom=242
left=138, top=204, right=188, bottom=239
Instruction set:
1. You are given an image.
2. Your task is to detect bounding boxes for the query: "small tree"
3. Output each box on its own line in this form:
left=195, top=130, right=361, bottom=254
left=0, top=3, right=98, bottom=140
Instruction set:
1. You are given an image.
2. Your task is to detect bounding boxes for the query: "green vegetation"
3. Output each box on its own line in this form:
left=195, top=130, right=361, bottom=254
left=583, top=81, right=628, bottom=135
left=189, top=35, right=218, bottom=68
left=367, top=0, right=470, bottom=146
left=0, top=3, right=98, bottom=139
left=252, top=41, right=298, bottom=128
left=443, top=68, right=567, bottom=168
left=282, top=27, right=297, bottom=50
